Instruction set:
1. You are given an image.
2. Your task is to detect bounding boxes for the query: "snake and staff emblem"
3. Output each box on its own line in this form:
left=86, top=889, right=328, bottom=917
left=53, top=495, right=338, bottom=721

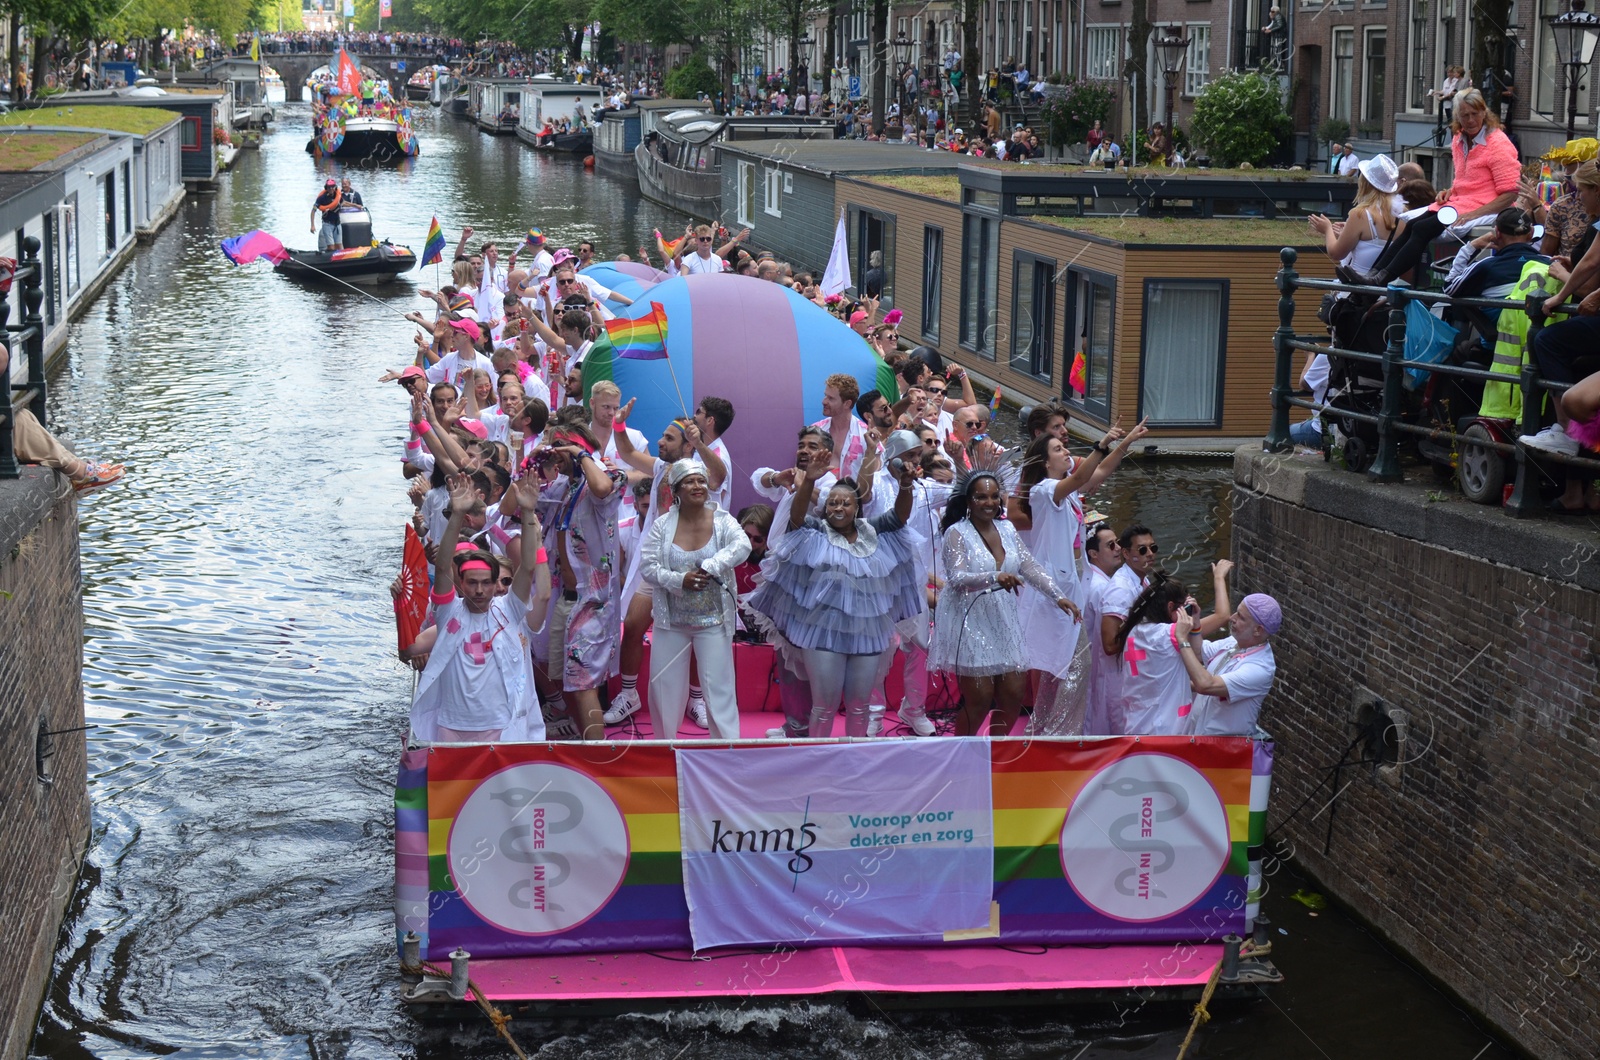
left=1100, top=776, right=1189, bottom=899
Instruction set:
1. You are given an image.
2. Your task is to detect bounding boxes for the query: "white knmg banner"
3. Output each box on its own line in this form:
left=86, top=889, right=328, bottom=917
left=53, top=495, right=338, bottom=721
left=676, top=740, right=994, bottom=950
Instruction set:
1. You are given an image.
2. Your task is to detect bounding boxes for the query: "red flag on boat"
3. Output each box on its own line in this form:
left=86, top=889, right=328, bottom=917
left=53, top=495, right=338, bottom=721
left=336, top=48, right=362, bottom=98
left=395, top=524, right=430, bottom=652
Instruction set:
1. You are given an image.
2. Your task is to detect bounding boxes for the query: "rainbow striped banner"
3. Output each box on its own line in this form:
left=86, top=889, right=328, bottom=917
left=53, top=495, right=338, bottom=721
left=395, top=737, right=1263, bottom=960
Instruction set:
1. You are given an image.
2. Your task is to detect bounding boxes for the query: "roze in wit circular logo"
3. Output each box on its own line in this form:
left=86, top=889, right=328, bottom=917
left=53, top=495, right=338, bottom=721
left=1059, top=753, right=1229, bottom=922
left=448, top=762, right=629, bottom=935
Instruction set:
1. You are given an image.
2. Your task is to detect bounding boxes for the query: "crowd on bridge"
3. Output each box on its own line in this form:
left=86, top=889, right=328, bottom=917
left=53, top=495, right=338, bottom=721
left=375, top=217, right=1285, bottom=748
left=235, top=32, right=481, bottom=59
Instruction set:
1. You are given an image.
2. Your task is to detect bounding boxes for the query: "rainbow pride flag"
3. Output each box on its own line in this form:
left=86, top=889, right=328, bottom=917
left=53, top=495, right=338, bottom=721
left=1070, top=350, right=1087, bottom=396
left=654, top=228, right=685, bottom=261
left=397, top=737, right=1260, bottom=960
left=604, top=301, right=669, bottom=360
left=421, top=216, right=446, bottom=266
left=988, top=386, right=1003, bottom=414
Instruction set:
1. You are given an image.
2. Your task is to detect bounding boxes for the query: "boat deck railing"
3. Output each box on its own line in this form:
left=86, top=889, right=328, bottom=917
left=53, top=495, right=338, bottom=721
left=0, top=237, right=47, bottom=479
left=1265, top=246, right=1600, bottom=516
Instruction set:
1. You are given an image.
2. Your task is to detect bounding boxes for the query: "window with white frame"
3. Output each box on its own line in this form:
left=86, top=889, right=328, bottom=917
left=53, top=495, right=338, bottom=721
left=1533, top=0, right=1576, bottom=116
left=1086, top=26, right=1123, bottom=81
left=763, top=166, right=782, bottom=216
left=1332, top=27, right=1355, bottom=120
left=1362, top=28, right=1386, bottom=122
left=737, top=162, right=757, bottom=226
left=1184, top=25, right=1210, bottom=96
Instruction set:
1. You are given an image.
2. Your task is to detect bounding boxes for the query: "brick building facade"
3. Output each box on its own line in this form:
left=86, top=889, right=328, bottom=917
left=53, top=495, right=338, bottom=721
left=1232, top=449, right=1600, bottom=1060
left=0, top=473, right=90, bottom=1060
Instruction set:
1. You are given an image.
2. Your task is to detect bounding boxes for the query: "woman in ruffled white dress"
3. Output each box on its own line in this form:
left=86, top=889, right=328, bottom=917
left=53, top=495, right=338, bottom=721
left=749, top=460, right=923, bottom=737
left=1015, top=419, right=1145, bottom=734
left=930, top=463, right=1081, bottom=736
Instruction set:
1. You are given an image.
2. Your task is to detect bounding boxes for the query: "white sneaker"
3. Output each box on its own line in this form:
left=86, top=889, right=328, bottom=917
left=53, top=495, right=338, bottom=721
left=867, top=703, right=886, bottom=737
left=689, top=699, right=708, bottom=729
left=900, top=705, right=936, bottom=737
left=1519, top=423, right=1580, bottom=456
left=766, top=727, right=788, bottom=739
left=602, top=687, right=642, bottom=725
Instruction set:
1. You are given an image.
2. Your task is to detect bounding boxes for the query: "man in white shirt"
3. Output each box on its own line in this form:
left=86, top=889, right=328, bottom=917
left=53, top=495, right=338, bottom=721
left=692, top=396, right=737, bottom=513
left=1174, top=593, right=1281, bottom=736
left=675, top=224, right=749, bottom=274
left=521, top=227, right=555, bottom=278
left=588, top=380, right=649, bottom=464
left=813, top=372, right=870, bottom=478
left=1083, top=522, right=1128, bottom=735
left=1335, top=143, right=1359, bottom=177
left=1112, top=524, right=1158, bottom=601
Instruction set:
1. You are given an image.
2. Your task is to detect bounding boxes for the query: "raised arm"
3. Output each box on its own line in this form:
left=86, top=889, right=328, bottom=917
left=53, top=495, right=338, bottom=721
left=1083, top=418, right=1149, bottom=495
left=1195, top=559, right=1234, bottom=636
left=453, top=225, right=473, bottom=262
left=946, top=365, right=977, bottom=412
left=608, top=399, right=658, bottom=475
left=715, top=227, right=750, bottom=259
left=434, top=472, right=478, bottom=599
left=509, top=476, right=548, bottom=608
left=683, top=421, right=727, bottom=491
left=789, top=461, right=826, bottom=530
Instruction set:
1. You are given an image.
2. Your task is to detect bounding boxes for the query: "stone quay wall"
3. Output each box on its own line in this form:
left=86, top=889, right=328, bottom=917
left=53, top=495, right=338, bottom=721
left=1232, top=448, right=1599, bottom=1060
left=0, top=470, right=88, bottom=1060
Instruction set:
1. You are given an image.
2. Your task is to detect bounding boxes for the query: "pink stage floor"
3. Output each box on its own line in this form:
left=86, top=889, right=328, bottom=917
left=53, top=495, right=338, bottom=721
left=463, top=942, right=1225, bottom=1003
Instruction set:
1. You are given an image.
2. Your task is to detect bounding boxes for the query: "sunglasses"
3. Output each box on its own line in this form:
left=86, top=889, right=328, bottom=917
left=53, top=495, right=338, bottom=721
left=927, top=386, right=946, bottom=395
left=557, top=278, right=579, bottom=286
left=697, top=237, right=713, bottom=243
left=499, top=577, right=514, bottom=587
left=1135, top=544, right=1159, bottom=555
left=923, top=437, right=938, bottom=446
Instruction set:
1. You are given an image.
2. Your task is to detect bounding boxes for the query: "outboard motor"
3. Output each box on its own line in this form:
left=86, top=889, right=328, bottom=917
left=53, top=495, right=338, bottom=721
left=340, top=207, right=373, bottom=249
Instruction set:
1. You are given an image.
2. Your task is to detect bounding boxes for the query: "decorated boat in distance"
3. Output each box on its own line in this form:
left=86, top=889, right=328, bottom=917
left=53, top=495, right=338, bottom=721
left=275, top=208, right=416, bottom=284
left=406, top=65, right=448, bottom=102
left=311, top=101, right=420, bottom=161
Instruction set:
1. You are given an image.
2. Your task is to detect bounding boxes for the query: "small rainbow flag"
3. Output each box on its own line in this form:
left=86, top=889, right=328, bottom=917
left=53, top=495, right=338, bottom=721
left=421, top=216, right=446, bottom=265
left=988, top=386, right=1003, bottom=414
left=1070, top=350, right=1087, bottom=396
left=655, top=228, right=685, bottom=261
left=604, top=301, right=669, bottom=360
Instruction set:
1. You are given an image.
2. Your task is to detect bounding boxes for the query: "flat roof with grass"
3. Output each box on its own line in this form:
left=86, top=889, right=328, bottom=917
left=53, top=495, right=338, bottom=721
left=1029, top=214, right=1321, bottom=247
left=0, top=132, right=104, bottom=171
left=0, top=104, right=183, bottom=136
left=860, top=174, right=960, bottom=200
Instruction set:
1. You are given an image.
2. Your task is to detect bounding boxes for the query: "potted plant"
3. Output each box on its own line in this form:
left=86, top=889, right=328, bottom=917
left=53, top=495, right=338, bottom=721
left=1316, top=117, right=1351, bottom=148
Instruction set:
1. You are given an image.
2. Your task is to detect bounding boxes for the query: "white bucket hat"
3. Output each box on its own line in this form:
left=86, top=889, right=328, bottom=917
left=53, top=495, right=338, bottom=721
left=1358, top=153, right=1399, bottom=193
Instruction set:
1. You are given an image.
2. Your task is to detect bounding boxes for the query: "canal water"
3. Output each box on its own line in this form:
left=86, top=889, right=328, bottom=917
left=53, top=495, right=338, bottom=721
left=30, top=106, right=1514, bottom=1059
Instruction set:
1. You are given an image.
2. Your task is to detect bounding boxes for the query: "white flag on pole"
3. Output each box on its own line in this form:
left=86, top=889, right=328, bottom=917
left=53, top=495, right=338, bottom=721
left=820, top=210, right=851, bottom=297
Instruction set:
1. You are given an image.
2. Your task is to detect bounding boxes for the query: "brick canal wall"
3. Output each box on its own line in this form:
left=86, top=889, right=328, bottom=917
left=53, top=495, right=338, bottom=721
left=0, top=470, right=88, bottom=1060
left=1232, top=448, right=1599, bottom=1060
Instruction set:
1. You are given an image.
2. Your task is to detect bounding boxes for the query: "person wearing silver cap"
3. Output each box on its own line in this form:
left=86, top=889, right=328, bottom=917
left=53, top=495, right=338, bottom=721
left=639, top=460, right=751, bottom=739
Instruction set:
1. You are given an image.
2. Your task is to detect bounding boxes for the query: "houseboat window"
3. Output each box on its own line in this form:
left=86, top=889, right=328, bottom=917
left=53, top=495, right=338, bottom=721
left=1140, top=280, right=1226, bottom=427
left=921, top=226, right=942, bottom=345
left=737, top=162, right=757, bottom=227
left=63, top=193, right=80, bottom=297
left=103, top=173, right=117, bottom=258
left=763, top=167, right=782, bottom=217
left=850, top=206, right=895, bottom=309
left=1014, top=194, right=1086, bottom=217
left=1067, top=271, right=1114, bottom=418
left=959, top=213, right=998, bottom=357
left=1010, top=254, right=1056, bottom=381
left=181, top=117, right=201, bottom=151
left=963, top=188, right=1001, bottom=211
left=121, top=162, right=132, bottom=235
left=41, top=212, right=58, bottom=327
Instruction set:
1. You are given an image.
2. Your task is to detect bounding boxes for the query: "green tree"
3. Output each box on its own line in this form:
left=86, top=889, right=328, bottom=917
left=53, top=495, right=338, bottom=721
left=663, top=53, right=718, bottom=99
left=1188, top=70, right=1292, bottom=167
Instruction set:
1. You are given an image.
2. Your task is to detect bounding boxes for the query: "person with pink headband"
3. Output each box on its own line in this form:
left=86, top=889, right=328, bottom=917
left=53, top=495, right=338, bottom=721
left=406, top=471, right=550, bottom=744
left=1173, top=591, right=1281, bottom=736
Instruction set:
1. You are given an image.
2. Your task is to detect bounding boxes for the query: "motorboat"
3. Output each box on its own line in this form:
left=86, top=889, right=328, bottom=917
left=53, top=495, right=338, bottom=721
left=274, top=207, right=416, bottom=284
left=406, top=65, right=447, bottom=102
left=310, top=98, right=420, bottom=161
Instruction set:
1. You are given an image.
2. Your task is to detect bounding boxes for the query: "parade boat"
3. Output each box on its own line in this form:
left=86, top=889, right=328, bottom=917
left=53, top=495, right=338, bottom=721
left=394, top=709, right=1283, bottom=1014
left=274, top=207, right=416, bottom=284
left=311, top=101, right=420, bottom=161
left=406, top=65, right=447, bottom=102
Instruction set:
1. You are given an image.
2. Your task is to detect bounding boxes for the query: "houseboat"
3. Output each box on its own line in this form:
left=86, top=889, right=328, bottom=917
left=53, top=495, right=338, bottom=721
left=203, top=56, right=274, bottom=128
left=594, top=106, right=639, bottom=174
left=45, top=85, right=227, bottom=191
left=814, top=159, right=1345, bottom=447
left=635, top=112, right=832, bottom=218
left=438, top=72, right=470, bottom=116
left=469, top=79, right=524, bottom=135
left=514, top=78, right=605, bottom=154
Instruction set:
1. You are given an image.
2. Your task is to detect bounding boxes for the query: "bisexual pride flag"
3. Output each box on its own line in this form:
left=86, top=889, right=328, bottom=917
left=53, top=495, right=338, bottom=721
left=421, top=217, right=446, bottom=266
left=220, top=230, right=289, bottom=266
left=603, top=300, right=669, bottom=360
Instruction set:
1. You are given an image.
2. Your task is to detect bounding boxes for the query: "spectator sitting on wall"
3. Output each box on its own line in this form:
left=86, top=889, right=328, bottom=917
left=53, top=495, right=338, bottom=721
left=0, top=343, right=123, bottom=491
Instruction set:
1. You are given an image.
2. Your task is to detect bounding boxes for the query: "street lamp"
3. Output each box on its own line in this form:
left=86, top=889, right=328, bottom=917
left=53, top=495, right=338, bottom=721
left=1155, top=25, right=1191, bottom=134
left=1547, top=0, right=1600, bottom=140
left=892, top=32, right=914, bottom=140
left=797, top=33, right=813, bottom=91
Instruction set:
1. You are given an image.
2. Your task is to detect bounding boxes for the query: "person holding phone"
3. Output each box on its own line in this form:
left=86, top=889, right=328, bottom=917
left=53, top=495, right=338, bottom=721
left=1110, top=562, right=1234, bottom=735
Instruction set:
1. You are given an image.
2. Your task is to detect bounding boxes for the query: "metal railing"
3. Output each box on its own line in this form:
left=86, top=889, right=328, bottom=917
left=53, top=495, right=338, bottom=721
left=1264, top=246, right=1600, bottom=518
left=0, top=237, right=48, bottom=480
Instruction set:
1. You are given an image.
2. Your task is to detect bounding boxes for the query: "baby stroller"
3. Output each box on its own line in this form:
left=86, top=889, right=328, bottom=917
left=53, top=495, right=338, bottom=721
left=1318, top=270, right=1395, bottom=472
